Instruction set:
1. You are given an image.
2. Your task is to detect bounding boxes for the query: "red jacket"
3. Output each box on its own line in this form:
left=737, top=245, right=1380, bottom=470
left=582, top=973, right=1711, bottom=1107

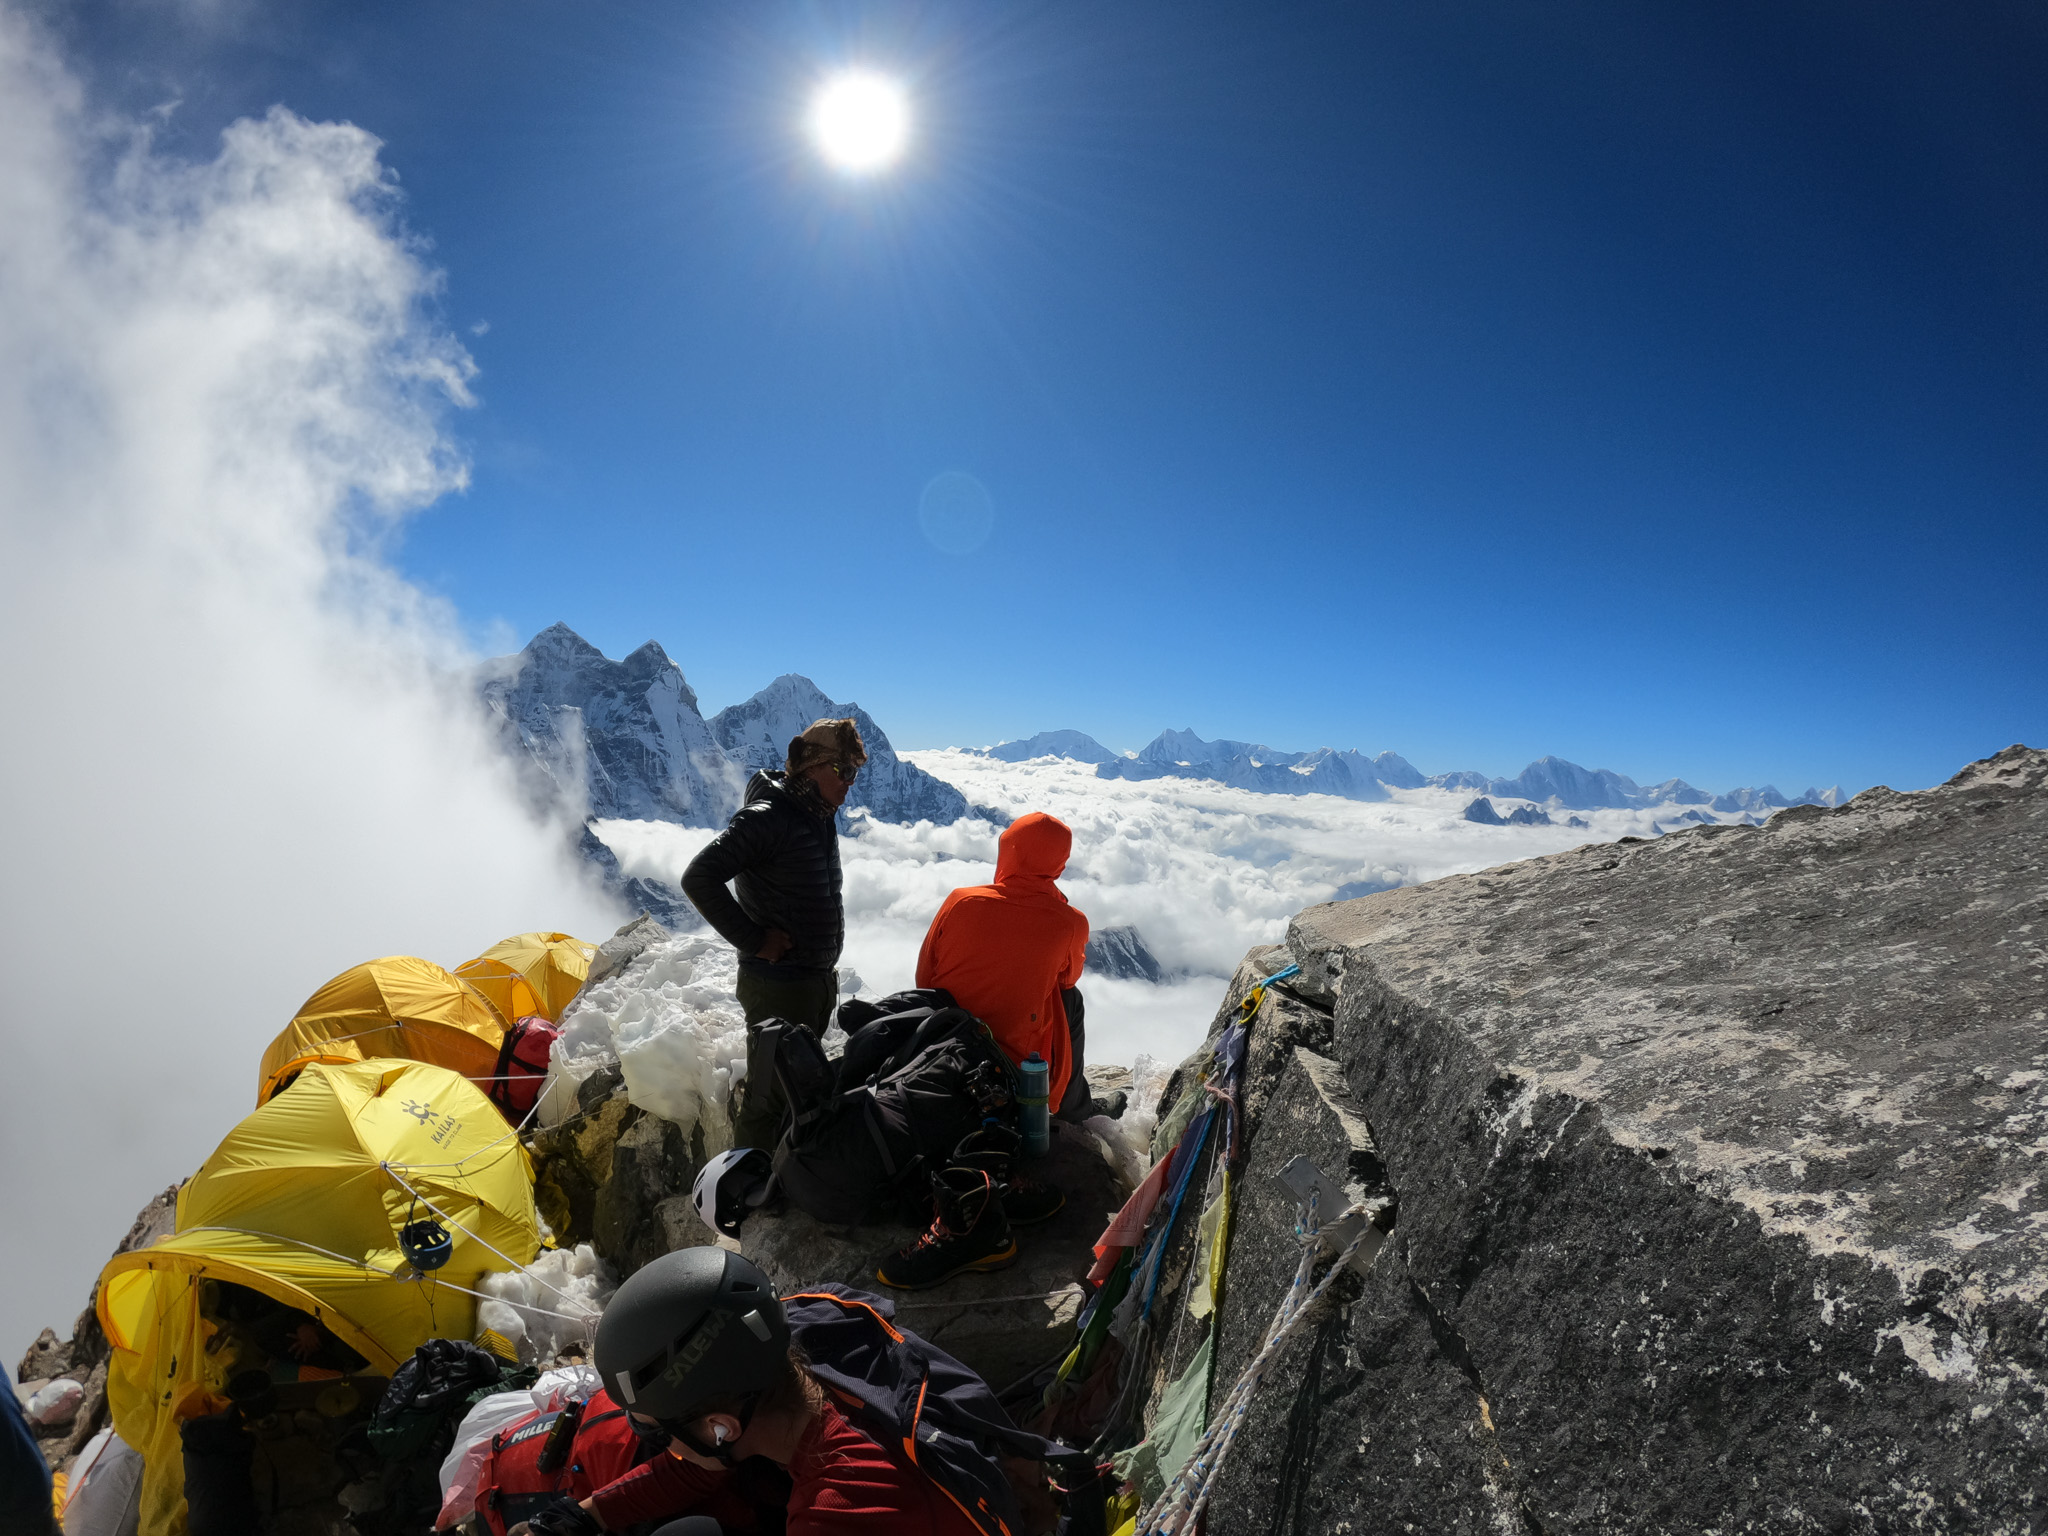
left=915, top=813, right=1089, bottom=1107
left=586, top=1400, right=980, bottom=1536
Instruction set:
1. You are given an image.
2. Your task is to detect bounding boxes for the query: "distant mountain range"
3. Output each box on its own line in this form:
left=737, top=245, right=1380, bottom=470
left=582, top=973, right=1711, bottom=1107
left=480, top=625, right=1003, bottom=919
left=481, top=624, right=987, bottom=833
left=480, top=628, right=1846, bottom=935
left=972, top=727, right=1844, bottom=814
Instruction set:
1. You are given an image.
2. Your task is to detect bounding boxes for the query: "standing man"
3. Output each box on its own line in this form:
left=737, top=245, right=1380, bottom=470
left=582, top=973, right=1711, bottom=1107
left=683, top=718, right=866, bottom=1148
left=916, top=811, right=1108, bottom=1122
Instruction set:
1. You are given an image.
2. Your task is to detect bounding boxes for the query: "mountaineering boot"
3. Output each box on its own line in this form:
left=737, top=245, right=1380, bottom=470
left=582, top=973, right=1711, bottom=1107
left=951, top=1123, right=1066, bottom=1226
left=875, top=1168, right=1019, bottom=1289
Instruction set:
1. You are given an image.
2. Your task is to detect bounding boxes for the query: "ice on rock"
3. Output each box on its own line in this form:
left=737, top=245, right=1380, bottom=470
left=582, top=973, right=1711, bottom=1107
left=1084, top=1052, right=1173, bottom=1191
left=474, top=1242, right=615, bottom=1367
left=537, top=933, right=749, bottom=1148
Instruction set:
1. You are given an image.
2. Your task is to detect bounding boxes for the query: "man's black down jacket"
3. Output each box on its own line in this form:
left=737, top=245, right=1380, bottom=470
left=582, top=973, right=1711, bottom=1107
left=681, top=770, right=844, bottom=974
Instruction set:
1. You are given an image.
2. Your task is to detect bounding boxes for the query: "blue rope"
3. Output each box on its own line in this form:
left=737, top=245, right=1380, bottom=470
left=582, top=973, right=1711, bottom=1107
left=1136, top=1106, right=1216, bottom=1322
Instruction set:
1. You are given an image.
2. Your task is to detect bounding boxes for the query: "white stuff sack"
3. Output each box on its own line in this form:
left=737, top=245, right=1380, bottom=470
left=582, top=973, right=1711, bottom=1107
left=62, top=1428, right=143, bottom=1536
left=434, top=1365, right=602, bottom=1530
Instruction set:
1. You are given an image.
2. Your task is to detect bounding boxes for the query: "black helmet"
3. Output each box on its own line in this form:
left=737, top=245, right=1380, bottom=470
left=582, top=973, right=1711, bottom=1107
left=594, top=1248, right=789, bottom=1429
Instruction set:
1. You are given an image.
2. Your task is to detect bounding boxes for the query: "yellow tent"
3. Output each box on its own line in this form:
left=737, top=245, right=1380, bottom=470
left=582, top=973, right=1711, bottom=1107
left=99, top=1059, right=543, bottom=1536
left=453, top=931, right=597, bottom=1024
left=256, top=955, right=510, bottom=1106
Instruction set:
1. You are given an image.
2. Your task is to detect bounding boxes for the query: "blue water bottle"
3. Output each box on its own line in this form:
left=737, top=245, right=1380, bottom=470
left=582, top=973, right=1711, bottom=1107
left=1019, top=1052, right=1050, bottom=1159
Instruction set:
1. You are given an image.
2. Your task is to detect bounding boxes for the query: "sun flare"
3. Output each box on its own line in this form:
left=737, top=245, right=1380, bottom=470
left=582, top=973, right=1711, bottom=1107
left=808, top=70, right=910, bottom=174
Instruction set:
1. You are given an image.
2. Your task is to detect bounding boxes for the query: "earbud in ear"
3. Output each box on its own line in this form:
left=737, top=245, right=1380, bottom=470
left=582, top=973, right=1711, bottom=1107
left=713, top=1424, right=728, bottom=1444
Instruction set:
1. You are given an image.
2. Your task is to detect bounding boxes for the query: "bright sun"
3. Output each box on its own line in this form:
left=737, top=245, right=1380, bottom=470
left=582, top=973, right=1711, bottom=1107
left=808, top=70, right=910, bottom=174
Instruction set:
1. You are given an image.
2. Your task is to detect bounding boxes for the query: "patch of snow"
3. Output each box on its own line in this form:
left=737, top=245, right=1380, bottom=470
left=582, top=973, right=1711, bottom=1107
left=473, top=1244, right=614, bottom=1368
left=539, top=933, right=747, bottom=1145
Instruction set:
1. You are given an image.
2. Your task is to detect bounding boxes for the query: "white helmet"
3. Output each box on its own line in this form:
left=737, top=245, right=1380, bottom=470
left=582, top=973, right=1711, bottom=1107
left=692, top=1147, right=775, bottom=1238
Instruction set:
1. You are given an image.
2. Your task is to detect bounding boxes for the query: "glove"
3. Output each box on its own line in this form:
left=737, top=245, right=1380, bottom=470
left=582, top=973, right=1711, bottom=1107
left=522, top=1493, right=604, bottom=1536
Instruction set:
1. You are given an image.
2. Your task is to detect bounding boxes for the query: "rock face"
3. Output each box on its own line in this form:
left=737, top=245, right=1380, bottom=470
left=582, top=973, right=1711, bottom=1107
left=1085, top=924, right=1169, bottom=982
left=482, top=625, right=995, bottom=833
left=481, top=623, right=743, bottom=827
left=1151, top=744, right=2048, bottom=1534
left=18, top=1185, right=180, bottom=1484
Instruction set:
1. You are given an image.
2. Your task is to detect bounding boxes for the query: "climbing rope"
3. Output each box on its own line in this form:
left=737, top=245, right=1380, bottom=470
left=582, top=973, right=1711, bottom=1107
left=1136, top=1187, right=1378, bottom=1536
left=893, top=1283, right=1086, bottom=1312
left=170, top=1226, right=599, bottom=1325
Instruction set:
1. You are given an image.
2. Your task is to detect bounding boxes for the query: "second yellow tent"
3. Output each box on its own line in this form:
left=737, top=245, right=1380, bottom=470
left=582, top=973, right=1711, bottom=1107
left=257, top=956, right=509, bottom=1106
left=453, top=931, right=597, bottom=1024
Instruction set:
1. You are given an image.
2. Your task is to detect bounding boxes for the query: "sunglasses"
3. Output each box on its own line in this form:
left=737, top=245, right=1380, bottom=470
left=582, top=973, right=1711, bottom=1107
left=832, top=763, right=860, bottom=784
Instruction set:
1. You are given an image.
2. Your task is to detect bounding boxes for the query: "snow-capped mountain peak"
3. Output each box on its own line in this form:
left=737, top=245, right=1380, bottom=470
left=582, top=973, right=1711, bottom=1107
left=977, top=729, right=1123, bottom=765
left=481, top=624, right=739, bottom=827
left=708, top=674, right=983, bottom=828
left=972, top=719, right=1841, bottom=815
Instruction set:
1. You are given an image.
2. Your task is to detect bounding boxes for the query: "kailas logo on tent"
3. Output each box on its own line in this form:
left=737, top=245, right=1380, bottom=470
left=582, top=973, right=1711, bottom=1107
left=402, top=1100, right=440, bottom=1125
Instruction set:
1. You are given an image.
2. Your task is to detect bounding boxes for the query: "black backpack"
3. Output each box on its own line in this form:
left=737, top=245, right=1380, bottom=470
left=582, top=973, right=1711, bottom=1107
left=784, top=1286, right=1104, bottom=1536
left=765, top=998, right=1020, bottom=1224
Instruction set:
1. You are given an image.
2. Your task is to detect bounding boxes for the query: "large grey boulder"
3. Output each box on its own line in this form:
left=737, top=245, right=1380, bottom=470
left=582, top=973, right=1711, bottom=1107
left=1183, top=744, right=2048, bottom=1533
left=529, top=1067, right=717, bottom=1274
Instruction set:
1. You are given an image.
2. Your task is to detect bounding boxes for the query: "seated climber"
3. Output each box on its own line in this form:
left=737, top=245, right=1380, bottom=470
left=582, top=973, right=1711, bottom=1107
left=508, top=1249, right=1078, bottom=1536
left=916, top=812, right=1123, bottom=1126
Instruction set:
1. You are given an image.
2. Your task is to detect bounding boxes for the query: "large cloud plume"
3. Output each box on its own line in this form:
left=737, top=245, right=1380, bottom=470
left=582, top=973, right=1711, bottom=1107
left=0, top=10, right=618, bottom=1356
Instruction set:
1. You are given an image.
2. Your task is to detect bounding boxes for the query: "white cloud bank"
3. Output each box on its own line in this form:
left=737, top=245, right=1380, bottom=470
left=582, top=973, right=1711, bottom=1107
left=593, top=750, right=1680, bottom=1076
left=0, top=10, right=618, bottom=1358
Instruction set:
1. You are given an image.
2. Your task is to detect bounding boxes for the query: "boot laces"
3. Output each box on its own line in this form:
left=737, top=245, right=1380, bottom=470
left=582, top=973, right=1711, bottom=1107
left=899, top=1210, right=953, bottom=1257
left=898, top=1171, right=988, bottom=1256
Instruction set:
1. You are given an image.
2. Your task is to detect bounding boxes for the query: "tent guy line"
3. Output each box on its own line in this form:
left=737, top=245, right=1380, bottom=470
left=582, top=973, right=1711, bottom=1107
left=174, top=1227, right=599, bottom=1327
left=379, top=1163, right=600, bottom=1319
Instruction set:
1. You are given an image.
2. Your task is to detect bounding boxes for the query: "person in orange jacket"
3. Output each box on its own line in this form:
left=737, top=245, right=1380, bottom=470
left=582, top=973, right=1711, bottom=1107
left=915, top=812, right=1112, bottom=1120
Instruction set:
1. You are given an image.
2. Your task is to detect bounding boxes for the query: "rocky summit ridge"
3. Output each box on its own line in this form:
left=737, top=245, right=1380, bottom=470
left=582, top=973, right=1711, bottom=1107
left=1130, top=743, right=2047, bottom=1534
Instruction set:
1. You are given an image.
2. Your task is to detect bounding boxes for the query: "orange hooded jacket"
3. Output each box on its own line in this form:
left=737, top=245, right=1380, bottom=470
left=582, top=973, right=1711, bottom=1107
left=915, top=812, right=1089, bottom=1107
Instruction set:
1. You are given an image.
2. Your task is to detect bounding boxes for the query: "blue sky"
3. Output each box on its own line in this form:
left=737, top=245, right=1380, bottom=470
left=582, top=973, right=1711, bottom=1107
left=52, top=0, right=2045, bottom=796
